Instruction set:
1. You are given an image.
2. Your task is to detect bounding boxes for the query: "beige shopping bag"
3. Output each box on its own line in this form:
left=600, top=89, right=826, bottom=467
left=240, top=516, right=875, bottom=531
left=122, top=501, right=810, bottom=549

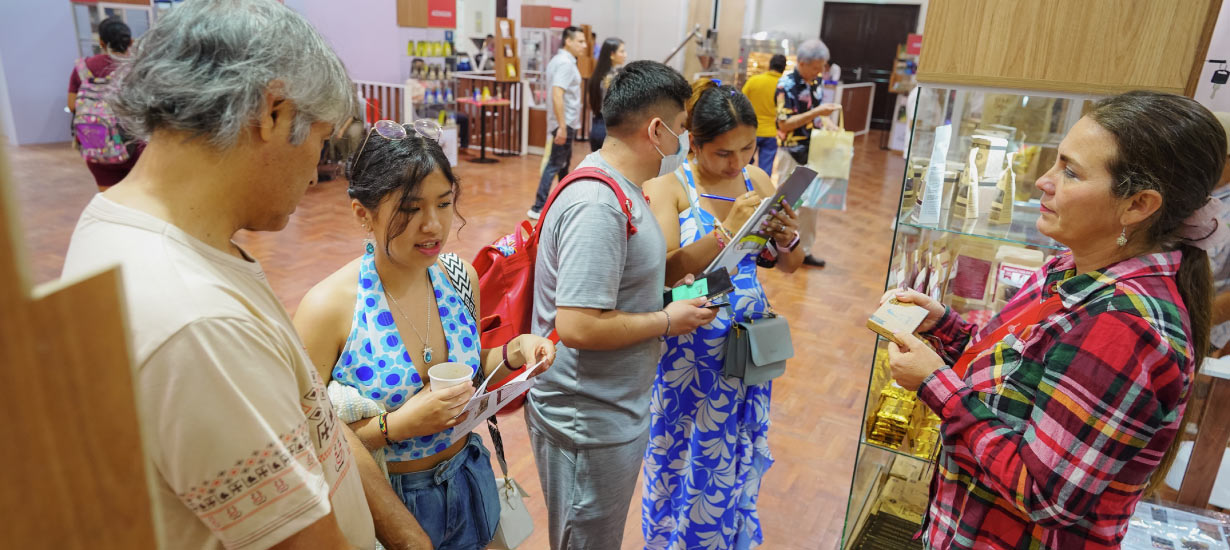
left=807, top=108, right=854, bottom=179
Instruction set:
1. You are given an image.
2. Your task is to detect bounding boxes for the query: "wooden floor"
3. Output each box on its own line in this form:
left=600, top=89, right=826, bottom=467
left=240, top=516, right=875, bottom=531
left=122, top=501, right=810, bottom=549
left=5, top=134, right=904, bottom=549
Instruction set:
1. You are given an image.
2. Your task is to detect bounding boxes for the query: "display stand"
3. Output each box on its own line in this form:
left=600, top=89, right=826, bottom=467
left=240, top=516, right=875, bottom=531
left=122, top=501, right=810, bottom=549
left=840, top=0, right=1224, bottom=547
left=494, top=17, right=521, bottom=83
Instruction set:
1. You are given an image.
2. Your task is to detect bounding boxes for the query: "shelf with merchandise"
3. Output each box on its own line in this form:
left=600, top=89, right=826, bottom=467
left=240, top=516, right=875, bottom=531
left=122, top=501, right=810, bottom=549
left=840, top=83, right=1098, bottom=550
left=841, top=442, right=931, bottom=549
left=897, top=201, right=1066, bottom=252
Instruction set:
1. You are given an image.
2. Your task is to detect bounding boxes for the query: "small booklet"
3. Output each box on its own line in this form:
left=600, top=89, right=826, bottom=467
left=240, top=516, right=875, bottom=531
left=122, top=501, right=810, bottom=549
left=704, top=166, right=818, bottom=274
left=447, top=358, right=547, bottom=445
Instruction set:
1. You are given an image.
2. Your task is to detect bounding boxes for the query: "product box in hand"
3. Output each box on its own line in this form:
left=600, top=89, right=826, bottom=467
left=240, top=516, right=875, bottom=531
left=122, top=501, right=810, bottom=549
left=868, top=298, right=929, bottom=347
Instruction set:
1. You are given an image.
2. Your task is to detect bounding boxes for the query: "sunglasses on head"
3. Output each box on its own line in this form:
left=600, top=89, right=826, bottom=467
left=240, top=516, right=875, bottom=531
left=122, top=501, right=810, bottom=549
left=350, top=118, right=442, bottom=182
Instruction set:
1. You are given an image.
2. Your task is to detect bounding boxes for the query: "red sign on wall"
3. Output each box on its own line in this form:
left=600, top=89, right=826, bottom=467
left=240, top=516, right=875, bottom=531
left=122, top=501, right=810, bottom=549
left=427, top=0, right=456, bottom=28
left=549, top=7, right=571, bottom=28
left=906, top=33, right=923, bottom=56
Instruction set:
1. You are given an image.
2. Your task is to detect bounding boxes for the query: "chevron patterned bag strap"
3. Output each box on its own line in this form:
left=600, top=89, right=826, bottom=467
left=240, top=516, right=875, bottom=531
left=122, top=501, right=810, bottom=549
left=437, top=252, right=477, bottom=320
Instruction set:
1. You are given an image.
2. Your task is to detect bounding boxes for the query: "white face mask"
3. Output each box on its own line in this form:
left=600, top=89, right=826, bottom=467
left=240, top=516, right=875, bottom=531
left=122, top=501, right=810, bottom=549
left=653, top=119, right=690, bottom=177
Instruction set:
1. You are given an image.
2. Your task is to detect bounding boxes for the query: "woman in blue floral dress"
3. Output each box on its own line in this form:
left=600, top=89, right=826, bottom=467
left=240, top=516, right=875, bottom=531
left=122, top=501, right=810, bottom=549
left=641, top=80, right=805, bottom=549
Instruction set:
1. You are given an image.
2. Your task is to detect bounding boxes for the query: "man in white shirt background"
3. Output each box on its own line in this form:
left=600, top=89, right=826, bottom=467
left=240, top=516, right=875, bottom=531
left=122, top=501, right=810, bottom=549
left=528, top=25, right=587, bottom=220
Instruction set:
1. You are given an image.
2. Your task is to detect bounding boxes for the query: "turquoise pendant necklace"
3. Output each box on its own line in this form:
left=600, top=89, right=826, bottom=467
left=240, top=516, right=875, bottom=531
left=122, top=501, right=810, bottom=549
left=385, top=285, right=434, bottom=364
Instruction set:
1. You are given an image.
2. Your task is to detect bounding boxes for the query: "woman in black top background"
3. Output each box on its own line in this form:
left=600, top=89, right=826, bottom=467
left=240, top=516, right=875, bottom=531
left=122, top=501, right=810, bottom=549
left=587, top=37, right=626, bottom=151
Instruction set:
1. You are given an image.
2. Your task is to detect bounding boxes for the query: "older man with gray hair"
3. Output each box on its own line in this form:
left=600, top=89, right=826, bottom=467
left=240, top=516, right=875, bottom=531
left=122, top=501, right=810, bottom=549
left=775, top=38, right=840, bottom=268
left=60, top=1, right=428, bottom=549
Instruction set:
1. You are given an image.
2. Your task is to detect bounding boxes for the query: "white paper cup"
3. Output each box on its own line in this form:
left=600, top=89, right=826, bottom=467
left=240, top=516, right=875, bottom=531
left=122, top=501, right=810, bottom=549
left=428, top=362, right=473, bottom=389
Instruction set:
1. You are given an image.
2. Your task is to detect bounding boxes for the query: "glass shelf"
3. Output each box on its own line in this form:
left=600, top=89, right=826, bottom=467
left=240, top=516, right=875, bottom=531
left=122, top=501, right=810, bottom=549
left=860, top=437, right=934, bottom=464
left=897, top=200, right=1066, bottom=252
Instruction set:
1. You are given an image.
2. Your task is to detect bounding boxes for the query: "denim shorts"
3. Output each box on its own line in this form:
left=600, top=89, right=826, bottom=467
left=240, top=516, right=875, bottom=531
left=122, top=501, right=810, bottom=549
left=388, top=433, right=501, bottom=550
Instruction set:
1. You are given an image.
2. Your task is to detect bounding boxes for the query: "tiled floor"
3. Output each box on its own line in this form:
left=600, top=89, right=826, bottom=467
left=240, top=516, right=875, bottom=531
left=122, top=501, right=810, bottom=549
left=4, top=134, right=904, bottom=549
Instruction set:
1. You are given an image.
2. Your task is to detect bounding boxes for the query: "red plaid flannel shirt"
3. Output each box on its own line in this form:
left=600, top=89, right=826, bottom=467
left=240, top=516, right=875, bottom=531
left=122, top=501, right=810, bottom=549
left=918, top=251, right=1195, bottom=549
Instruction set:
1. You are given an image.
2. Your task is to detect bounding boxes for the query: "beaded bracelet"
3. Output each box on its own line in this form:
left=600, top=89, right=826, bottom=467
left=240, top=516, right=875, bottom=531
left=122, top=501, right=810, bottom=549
left=713, top=228, right=728, bottom=249
left=377, top=412, right=396, bottom=447
left=662, top=309, right=672, bottom=338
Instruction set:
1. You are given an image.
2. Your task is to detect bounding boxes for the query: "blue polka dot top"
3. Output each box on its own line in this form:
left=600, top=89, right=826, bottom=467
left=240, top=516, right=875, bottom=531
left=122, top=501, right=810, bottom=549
left=332, top=252, right=481, bottom=461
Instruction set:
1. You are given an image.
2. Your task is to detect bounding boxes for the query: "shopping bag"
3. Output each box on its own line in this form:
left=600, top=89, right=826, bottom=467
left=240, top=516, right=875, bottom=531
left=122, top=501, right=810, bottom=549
left=807, top=108, right=854, bottom=180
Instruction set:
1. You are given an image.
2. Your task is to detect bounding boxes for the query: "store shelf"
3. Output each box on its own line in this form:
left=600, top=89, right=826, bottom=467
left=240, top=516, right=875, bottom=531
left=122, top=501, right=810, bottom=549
left=897, top=200, right=1066, bottom=252
left=859, top=437, right=934, bottom=464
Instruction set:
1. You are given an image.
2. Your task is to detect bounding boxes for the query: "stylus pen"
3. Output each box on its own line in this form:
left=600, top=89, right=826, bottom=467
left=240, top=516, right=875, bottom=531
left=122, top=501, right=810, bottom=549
left=699, top=193, right=736, bottom=202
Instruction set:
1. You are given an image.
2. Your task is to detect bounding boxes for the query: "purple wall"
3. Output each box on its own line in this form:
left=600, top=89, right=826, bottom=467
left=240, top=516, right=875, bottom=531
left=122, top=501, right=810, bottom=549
left=0, top=3, right=79, bottom=145
left=295, top=0, right=407, bottom=84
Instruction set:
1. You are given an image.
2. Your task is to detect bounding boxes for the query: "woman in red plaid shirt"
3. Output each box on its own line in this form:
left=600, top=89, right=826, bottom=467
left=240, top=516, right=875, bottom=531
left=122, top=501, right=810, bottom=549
left=886, top=91, right=1230, bottom=549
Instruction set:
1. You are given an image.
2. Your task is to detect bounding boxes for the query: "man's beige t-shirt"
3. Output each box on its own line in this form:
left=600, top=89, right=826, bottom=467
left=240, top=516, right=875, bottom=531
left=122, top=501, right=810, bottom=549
left=62, top=195, right=376, bottom=550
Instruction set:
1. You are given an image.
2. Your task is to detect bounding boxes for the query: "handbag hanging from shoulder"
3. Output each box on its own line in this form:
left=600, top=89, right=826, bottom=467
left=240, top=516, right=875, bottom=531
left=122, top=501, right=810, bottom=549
left=722, top=312, right=794, bottom=385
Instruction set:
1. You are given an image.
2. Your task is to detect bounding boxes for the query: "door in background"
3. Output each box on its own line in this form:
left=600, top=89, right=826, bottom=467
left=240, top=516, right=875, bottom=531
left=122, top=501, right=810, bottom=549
left=821, top=2, right=919, bottom=130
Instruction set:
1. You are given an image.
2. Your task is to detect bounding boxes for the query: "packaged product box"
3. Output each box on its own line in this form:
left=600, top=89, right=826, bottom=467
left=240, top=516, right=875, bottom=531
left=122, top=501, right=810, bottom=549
left=868, top=298, right=929, bottom=347
left=991, top=245, right=1046, bottom=308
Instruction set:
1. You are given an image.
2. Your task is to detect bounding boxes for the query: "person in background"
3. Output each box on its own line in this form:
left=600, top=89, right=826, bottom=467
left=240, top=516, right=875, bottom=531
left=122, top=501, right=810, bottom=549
left=1212, top=112, right=1230, bottom=357
left=67, top=16, right=142, bottom=190
left=775, top=39, right=840, bottom=268
left=887, top=90, right=1226, bottom=549
left=477, top=34, right=496, bottom=71
left=591, top=31, right=600, bottom=58
left=641, top=79, right=802, bottom=549
left=525, top=60, right=717, bottom=550
left=742, top=53, right=786, bottom=175
left=294, top=121, right=555, bottom=549
left=586, top=37, right=626, bottom=152
left=60, top=1, right=432, bottom=548
left=527, top=26, right=587, bottom=220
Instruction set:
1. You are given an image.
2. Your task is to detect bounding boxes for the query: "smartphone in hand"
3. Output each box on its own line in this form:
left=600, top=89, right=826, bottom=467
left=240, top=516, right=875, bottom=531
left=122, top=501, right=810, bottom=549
left=664, top=269, right=735, bottom=307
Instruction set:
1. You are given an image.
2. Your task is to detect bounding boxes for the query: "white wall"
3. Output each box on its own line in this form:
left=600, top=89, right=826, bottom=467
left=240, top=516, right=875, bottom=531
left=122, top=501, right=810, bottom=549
left=519, top=0, right=688, bottom=71
left=0, top=3, right=79, bottom=144
left=1196, top=0, right=1230, bottom=112
left=745, top=0, right=927, bottom=42
left=0, top=51, right=16, bottom=146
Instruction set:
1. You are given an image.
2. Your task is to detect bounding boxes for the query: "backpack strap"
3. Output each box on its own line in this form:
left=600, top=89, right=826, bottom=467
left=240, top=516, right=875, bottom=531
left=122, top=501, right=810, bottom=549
left=74, top=58, right=93, bottom=84
left=532, top=166, right=638, bottom=243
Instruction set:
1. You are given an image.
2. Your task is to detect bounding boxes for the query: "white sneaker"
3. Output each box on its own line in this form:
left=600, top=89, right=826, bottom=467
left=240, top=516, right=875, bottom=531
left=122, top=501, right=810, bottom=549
left=526, top=209, right=541, bottom=220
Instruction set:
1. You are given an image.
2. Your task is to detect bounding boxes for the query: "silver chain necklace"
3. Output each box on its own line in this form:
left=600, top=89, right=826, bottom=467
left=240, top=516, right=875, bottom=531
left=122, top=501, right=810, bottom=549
left=384, top=282, right=435, bottom=364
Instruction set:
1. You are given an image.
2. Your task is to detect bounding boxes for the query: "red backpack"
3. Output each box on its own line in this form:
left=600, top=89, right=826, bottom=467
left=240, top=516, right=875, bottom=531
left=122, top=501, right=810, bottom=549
left=473, top=167, right=637, bottom=411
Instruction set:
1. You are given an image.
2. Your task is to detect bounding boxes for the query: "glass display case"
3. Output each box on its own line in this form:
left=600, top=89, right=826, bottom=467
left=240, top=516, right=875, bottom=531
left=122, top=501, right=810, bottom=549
left=840, top=85, right=1096, bottom=549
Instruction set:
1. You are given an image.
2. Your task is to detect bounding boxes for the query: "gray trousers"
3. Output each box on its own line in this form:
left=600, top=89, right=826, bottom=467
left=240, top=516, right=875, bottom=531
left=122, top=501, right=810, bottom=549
left=525, top=408, right=649, bottom=550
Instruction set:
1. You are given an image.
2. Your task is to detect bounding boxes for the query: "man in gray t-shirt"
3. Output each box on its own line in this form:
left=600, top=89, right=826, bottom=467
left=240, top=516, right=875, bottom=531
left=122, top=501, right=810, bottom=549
left=525, top=61, right=716, bottom=550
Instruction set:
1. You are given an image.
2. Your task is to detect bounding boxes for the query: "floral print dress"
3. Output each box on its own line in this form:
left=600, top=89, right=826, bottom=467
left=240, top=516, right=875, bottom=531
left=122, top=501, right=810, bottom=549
left=642, top=160, right=775, bottom=550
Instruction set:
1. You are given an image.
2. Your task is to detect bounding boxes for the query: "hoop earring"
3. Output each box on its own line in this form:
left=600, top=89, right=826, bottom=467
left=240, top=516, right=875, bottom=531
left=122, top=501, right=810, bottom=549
left=1116, top=227, right=1128, bottom=247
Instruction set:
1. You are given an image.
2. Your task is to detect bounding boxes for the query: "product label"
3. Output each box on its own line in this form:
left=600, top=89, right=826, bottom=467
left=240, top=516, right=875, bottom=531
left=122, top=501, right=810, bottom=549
left=950, top=254, right=991, bottom=301
left=916, top=124, right=951, bottom=225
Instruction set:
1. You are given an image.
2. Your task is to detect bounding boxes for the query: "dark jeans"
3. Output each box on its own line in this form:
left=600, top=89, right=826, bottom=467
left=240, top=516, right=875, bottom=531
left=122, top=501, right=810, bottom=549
left=589, top=117, right=606, bottom=152
left=755, top=136, right=777, bottom=176
left=532, top=126, right=575, bottom=212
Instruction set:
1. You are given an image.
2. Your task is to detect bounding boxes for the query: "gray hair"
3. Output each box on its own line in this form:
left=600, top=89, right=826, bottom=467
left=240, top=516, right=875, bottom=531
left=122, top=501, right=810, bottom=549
left=796, top=39, right=830, bottom=63
left=112, top=0, right=356, bottom=149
